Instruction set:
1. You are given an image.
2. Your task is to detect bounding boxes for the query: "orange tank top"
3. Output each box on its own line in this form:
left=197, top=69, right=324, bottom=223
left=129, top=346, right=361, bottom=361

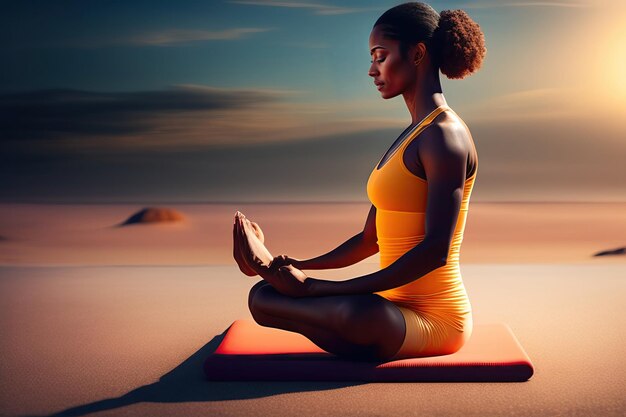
left=366, top=104, right=477, bottom=332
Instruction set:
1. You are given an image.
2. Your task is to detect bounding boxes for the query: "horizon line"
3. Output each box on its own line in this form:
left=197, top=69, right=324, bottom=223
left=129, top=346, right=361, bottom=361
left=1, top=199, right=625, bottom=205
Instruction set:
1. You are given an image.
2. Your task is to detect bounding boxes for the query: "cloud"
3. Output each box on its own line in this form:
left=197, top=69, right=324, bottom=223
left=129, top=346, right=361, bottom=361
left=4, top=83, right=623, bottom=154
left=280, top=40, right=329, bottom=48
left=0, top=85, right=293, bottom=141
left=4, top=102, right=625, bottom=203
left=456, top=87, right=608, bottom=123
left=458, top=1, right=593, bottom=8
left=460, top=88, right=564, bottom=121
left=228, top=0, right=382, bottom=15
left=18, top=27, right=276, bottom=49
left=0, top=85, right=406, bottom=151
left=3, top=85, right=625, bottom=203
left=126, top=27, right=276, bottom=46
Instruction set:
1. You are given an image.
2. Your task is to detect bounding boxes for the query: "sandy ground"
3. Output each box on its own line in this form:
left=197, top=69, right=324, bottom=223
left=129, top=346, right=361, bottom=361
left=0, top=263, right=625, bottom=417
left=0, top=202, right=624, bottom=266
left=0, top=202, right=624, bottom=416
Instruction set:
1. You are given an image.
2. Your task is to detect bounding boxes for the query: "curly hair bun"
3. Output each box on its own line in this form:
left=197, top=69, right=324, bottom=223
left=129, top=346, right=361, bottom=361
left=434, top=9, right=487, bottom=79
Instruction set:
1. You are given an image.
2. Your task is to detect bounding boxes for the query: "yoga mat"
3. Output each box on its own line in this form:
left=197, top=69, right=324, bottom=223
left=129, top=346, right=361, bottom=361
left=204, top=319, right=535, bottom=382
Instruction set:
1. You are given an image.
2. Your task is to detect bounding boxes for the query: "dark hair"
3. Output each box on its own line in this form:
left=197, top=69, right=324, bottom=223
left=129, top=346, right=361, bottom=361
left=373, top=2, right=486, bottom=79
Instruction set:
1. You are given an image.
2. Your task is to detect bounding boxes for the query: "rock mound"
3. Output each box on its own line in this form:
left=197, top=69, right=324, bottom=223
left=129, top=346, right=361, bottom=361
left=593, top=246, right=625, bottom=257
left=120, top=207, right=185, bottom=226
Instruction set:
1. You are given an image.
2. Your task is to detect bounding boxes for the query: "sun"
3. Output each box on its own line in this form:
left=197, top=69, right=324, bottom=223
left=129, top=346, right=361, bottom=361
left=604, top=26, right=626, bottom=105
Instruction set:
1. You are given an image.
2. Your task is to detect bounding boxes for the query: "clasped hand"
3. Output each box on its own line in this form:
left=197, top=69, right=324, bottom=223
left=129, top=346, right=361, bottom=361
left=234, top=212, right=311, bottom=298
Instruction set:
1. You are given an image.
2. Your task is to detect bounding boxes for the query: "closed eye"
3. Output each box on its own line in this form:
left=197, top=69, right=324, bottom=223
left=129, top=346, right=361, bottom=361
left=370, top=58, right=386, bottom=64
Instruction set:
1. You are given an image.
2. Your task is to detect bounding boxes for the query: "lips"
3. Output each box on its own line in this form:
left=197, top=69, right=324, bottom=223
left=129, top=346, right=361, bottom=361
left=374, top=81, right=384, bottom=90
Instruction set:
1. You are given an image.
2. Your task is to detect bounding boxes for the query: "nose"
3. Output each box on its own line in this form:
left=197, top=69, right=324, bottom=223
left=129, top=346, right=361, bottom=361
left=368, top=62, right=378, bottom=77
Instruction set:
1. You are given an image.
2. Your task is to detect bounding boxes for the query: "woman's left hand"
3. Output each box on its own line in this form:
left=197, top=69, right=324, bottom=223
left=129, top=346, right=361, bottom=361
left=274, top=264, right=312, bottom=298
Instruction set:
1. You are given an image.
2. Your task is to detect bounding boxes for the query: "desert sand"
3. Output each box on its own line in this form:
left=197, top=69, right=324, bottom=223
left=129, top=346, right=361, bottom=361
left=1, top=263, right=624, bottom=416
left=0, top=202, right=624, bottom=416
left=0, top=202, right=624, bottom=266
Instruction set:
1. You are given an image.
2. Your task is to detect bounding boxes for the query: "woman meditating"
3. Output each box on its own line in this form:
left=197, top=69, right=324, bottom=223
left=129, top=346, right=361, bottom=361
left=233, top=1, right=486, bottom=362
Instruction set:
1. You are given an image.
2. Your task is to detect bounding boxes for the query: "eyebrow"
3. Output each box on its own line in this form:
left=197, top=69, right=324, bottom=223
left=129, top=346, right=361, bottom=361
left=370, top=45, right=387, bottom=55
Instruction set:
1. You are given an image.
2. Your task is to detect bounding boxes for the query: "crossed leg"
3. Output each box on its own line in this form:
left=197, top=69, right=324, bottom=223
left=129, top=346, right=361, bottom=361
left=235, top=211, right=407, bottom=361
left=248, top=280, right=407, bottom=361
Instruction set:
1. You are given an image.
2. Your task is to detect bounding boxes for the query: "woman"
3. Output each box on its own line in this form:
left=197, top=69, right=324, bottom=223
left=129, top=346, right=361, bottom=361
left=234, top=1, right=486, bottom=362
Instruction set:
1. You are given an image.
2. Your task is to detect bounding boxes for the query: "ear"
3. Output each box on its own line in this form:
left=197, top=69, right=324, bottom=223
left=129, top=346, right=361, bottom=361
left=411, top=42, right=426, bottom=63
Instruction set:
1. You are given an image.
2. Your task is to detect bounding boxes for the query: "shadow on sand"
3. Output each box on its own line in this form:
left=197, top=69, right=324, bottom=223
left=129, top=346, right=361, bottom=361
left=32, top=326, right=364, bottom=417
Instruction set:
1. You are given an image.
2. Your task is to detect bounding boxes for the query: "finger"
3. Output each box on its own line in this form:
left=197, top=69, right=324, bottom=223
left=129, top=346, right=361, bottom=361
left=279, top=255, right=290, bottom=266
left=234, top=217, right=247, bottom=266
left=235, top=215, right=243, bottom=245
left=278, top=267, right=300, bottom=297
left=234, top=214, right=243, bottom=256
left=242, top=217, right=254, bottom=235
left=233, top=218, right=238, bottom=257
left=241, top=221, right=261, bottom=264
left=235, top=217, right=248, bottom=264
left=250, top=221, right=264, bottom=242
left=268, top=257, right=278, bottom=272
left=234, top=213, right=243, bottom=244
left=234, top=216, right=256, bottom=276
left=239, top=218, right=251, bottom=257
left=269, top=255, right=283, bottom=271
left=237, top=214, right=248, bottom=261
left=240, top=219, right=263, bottom=271
left=244, top=218, right=258, bottom=239
left=241, top=216, right=273, bottom=265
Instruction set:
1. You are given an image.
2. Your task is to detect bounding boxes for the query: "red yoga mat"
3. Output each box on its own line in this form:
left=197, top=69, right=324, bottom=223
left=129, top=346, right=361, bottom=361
left=204, top=319, right=534, bottom=382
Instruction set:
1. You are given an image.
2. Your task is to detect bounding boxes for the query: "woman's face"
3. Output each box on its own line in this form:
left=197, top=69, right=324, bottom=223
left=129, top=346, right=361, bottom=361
left=368, top=25, right=416, bottom=99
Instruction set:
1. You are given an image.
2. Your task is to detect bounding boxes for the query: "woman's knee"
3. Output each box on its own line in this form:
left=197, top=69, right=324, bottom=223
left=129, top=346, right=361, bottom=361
left=337, top=296, right=393, bottom=344
left=248, top=280, right=271, bottom=312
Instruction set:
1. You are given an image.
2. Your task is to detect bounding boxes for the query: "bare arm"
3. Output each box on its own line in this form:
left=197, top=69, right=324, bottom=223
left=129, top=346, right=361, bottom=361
left=296, top=204, right=379, bottom=270
left=305, top=124, right=467, bottom=295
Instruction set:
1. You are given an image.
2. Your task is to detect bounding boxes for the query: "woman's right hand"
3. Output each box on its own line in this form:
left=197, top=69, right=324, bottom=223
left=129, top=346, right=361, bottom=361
left=269, top=254, right=302, bottom=272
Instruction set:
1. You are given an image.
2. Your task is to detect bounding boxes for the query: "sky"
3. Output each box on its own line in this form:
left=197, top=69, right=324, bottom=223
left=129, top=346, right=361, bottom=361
left=1, top=0, right=625, bottom=203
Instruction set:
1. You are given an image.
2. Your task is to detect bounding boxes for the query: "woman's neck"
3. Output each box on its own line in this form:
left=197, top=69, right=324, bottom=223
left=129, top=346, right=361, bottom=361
left=403, top=69, right=447, bottom=125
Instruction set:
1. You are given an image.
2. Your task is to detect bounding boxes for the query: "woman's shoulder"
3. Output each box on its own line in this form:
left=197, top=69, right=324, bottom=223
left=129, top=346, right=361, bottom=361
left=412, top=111, right=477, bottom=177
left=416, top=111, right=472, bottom=154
